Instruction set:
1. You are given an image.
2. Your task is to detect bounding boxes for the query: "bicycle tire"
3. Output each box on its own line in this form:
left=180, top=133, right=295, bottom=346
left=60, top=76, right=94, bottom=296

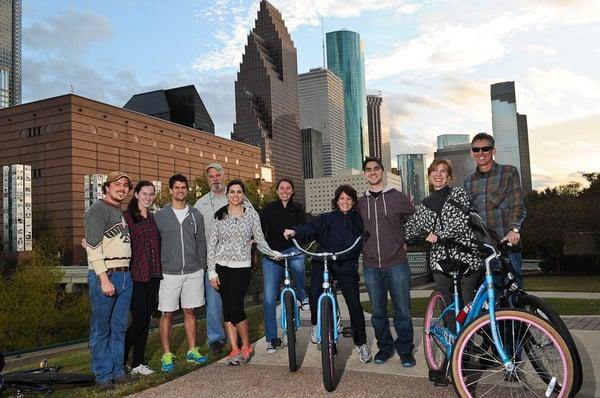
left=2, top=370, right=95, bottom=386
left=321, top=298, right=336, bottom=392
left=284, top=292, right=298, bottom=372
left=423, top=290, right=449, bottom=371
left=451, top=309, right=575, bottom=398
left=517, top=293, right=582, bottom=395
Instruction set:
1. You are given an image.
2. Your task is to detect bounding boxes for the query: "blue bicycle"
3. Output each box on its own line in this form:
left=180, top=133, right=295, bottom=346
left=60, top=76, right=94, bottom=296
left=291, top=237, right=361, bottom=392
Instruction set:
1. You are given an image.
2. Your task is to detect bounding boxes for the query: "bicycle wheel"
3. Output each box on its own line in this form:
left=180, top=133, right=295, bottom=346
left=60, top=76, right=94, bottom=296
left=423, top=290, right=449, bottom=371
left=321, top=298, right=336, bottom=392
left=451, top=309, right=574, bottom=397
left=2, top=370, right=95, bottom=386
left=284, top=292, right=298, bottom=372
left=517, top=294, right=582, bottom=395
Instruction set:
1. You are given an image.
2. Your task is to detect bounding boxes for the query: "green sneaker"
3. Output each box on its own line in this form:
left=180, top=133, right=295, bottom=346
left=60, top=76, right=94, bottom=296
left=186, top=346, right=208, bottom=365
left=161, top=352, right=175, bottom=372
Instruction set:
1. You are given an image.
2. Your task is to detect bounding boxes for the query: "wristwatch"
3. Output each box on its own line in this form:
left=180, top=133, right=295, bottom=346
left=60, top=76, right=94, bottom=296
left=511, top=228, right=520, bottom=234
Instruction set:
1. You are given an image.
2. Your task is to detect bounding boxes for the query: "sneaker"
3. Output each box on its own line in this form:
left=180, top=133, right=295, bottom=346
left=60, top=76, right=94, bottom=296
left=266, top=340, right=277, bottom=354
left=226, top=349, right=241, bottom=365
left=280, top=335, right=287, bottom=348
left=240, top=346, right=254, bottom=363
left=96, top=380, right=114, bottom=391
left=114, top=373, right=139, bottom=385
left=161, top=352, right=175, bottom=372
left=130, top=364, right=154, bottom=375
left=356, top=344, right=372, bottom=363
left=301, top=298, right=310, bottom=310
left=209, top=341, right=225, bottom=356
left=374, top=350, right=393, bottom=364
left=310, top=325, right=318, bottom=344
left=400, top=352, right=416, bottom=368
left=186, top=346, right=209, bottom=365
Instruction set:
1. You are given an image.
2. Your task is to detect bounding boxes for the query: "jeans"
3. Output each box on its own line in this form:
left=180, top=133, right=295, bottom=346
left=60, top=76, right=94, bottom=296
left=88, top=270, right=133, bottom=383
left=363, top=263, right=414, bottom=355
left=204, top=271, right=226, bottom=345
left=508, top=251, right=523, bottom=288
left=262, top=247, right=306, bottom=343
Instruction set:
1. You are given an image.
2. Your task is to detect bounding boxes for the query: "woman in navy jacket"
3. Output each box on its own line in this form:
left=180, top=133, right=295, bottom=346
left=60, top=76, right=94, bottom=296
left=284, top=184, right=371, bottom=363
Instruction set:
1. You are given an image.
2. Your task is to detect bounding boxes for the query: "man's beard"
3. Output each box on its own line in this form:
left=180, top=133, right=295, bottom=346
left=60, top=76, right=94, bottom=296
left=211, top=182, right=224, bottom=193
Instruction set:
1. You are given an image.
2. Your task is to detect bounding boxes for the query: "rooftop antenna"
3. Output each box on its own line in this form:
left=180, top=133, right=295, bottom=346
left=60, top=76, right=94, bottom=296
left=321, top=16, right=326, bottom=69
left=70, top=84, right=74, bottom=94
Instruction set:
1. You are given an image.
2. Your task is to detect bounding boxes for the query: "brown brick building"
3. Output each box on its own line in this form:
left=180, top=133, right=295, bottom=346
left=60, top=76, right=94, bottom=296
left=0, top=94, right=265, bottom=265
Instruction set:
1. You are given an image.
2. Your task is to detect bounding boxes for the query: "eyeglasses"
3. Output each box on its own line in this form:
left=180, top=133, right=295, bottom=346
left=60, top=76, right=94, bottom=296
left=471, top=146, right=493, bottom=153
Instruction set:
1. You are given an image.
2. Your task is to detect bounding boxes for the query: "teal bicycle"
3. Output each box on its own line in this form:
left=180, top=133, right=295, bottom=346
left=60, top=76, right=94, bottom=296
left=291, top=237, right=361, bottom=392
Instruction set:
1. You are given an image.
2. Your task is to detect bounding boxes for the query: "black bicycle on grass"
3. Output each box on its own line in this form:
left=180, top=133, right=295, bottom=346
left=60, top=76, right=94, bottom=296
left=0, top=353, right=95, bottom=397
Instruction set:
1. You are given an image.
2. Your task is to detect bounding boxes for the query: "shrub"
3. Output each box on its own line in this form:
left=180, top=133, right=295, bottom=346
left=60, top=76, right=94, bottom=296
left=539, top=254, right=600, bottom=274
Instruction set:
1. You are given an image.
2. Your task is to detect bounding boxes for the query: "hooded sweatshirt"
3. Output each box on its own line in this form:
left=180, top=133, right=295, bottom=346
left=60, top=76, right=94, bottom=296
left=357, top=187, right=415, bottom=268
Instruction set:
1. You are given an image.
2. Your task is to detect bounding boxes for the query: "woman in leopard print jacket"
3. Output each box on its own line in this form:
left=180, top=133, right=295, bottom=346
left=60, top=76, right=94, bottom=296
left=405, top=159, right=482, bottom=306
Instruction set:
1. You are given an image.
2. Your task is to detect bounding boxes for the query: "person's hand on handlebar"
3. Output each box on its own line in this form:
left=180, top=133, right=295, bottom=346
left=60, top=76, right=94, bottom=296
left=283, top=229, right=296, bottom=240
left=271, top=250, right=283, bottom=260
left=425, top=232, right=438, bottom=243
left=502, top=230, right=520, bottom=246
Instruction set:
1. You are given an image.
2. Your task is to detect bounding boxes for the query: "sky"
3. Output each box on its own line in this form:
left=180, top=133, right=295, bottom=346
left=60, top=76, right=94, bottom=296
left=20, top=0, right=600, bottom=190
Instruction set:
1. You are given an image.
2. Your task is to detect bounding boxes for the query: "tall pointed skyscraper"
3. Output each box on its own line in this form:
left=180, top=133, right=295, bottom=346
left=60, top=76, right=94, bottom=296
left=327, top=30, right=368, bottom=170
left=232, top=0, right=303, bottom=200
left=0, top=0, right=22, bottom=108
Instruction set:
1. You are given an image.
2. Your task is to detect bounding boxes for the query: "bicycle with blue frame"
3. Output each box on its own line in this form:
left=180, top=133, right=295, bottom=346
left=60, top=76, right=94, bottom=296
left=422, top=214, right=576, bottom=396
left=291, top=237, right=361, bottom=392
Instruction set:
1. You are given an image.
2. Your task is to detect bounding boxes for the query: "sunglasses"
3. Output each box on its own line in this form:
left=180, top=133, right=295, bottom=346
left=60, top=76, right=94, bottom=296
left=471, top=146, right=493, bottom=153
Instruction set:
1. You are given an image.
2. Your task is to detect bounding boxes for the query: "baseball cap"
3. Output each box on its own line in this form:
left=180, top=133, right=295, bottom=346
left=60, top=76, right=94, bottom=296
left=205, top=163, right=224, bottom=173
left=106, top=171, right=132, bottom=188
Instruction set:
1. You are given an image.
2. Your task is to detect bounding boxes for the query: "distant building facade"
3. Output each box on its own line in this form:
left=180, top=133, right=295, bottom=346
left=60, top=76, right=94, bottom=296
left=397, top=154, right=429, bottom=205
left=305, top=169, right=402, bottom=215
left=232, top=0, right=303, bottom=200
left=0, top=0, right=21, bottom=108
left=326, top=30, right=368, bottom=169
left=366, top=93, right=392, bottom=171
left=434, top=143, right=475, bottom=188
left=491, top=81, right=532, bottom=193
left=124, top=85, right=215, bottom=134
left=437, top=134, right=469, bottom=149
left=298, top=68, right=346, bottom=176
left=301, top=128, right=323, bottom=179
left=0, top=94, right=264, bottom=265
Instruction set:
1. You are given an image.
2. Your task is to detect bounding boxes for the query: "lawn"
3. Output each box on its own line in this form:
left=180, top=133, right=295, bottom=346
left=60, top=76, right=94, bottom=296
left=523, top=275, right=600, bottom=292
left=361, top=297, right=600, bottom=317
left=3, top=305, right=265, bottom=398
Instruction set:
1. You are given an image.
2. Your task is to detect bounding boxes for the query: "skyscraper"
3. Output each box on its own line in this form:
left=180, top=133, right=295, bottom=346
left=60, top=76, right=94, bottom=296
left=366, top=93, right=391, bottom=171
left=326, top=30, right=368, bottom=169
left=434, top=143, right=475, bottom=188
left=491, top=81, right=532, bottom=193
left=437, top=134, right=470, bottom=149
left=397, top=154, right=429, bottom=205
left=0, top=0, right=22, bottom=108
left=232, top=0, right=303, bottom=200
left=124, top=85, right=215, bottom=134
left=301, top=127, right=323, bottom=179
left=298, top=68, right=346, bottom=176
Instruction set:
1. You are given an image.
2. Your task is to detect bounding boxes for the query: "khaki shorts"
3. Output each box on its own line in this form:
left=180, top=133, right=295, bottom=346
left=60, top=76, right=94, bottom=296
left=158, top=269, right=205, bottom=312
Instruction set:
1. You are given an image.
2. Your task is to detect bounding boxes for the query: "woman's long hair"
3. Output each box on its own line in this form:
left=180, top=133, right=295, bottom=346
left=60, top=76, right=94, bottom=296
left=127, top=180, right=155, bottom=223
left=215, top=179, right=246, bottom=220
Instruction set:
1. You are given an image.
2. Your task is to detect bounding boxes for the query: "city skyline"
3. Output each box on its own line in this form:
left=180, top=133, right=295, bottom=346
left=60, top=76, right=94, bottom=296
left=17, top=0, right=600, bottom=190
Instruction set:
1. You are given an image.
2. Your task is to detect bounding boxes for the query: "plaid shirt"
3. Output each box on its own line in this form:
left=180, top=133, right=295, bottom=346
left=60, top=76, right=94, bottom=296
left=464, top=161, right=525, bottom=240
left=123, top=210, right=162, bottom=282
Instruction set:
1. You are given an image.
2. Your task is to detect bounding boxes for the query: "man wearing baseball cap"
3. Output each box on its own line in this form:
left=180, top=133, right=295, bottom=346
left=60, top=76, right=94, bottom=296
left=84, top=171, right=135, bottom=390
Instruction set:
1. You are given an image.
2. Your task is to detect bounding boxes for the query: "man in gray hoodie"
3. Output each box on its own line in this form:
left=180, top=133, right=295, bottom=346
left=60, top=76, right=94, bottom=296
left=357, top=157, right=416, bottom=368
left=154, top=174, right=208, bottom=372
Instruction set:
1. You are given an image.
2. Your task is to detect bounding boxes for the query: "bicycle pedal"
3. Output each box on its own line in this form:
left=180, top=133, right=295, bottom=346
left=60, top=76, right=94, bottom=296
left=428, top=369, right=449, bottom=386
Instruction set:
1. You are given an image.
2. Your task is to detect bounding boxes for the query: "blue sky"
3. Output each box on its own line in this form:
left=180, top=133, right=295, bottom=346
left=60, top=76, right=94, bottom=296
left=21, top=0, right=600, bottom=189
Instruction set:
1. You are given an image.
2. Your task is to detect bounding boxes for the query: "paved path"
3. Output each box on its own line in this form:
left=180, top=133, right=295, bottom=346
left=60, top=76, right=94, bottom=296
left=135, top=291, right=600, bottom=398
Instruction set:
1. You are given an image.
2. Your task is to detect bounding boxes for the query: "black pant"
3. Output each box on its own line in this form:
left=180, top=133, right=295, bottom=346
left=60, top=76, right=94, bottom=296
left=309, top=261, right=367, bottom=346
left=433, top=270, right=482, bottom=332
left=216, top=265, right=252, bottom=325
left=124, top=278, right=160, bottom=367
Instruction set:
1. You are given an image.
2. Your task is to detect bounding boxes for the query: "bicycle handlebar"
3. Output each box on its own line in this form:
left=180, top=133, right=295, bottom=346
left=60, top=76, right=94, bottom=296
left=291, top=237, right=361, bottom=260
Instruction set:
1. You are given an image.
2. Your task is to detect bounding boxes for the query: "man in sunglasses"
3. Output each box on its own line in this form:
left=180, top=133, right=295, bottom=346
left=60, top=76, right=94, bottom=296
left=464, top=133, right=525, bottom=287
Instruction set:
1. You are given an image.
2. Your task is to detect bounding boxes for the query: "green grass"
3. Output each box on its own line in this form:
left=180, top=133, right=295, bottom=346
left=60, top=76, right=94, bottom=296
left=523, top=275, right=600, bottom=292
left=3, top=305, right=265, bottom=398
left=361, top=297, right=600, bottom=317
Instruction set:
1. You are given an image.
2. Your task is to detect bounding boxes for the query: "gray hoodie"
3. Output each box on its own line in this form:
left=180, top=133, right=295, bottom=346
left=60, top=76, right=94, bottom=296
left=155, top=203, right=206, bottom=275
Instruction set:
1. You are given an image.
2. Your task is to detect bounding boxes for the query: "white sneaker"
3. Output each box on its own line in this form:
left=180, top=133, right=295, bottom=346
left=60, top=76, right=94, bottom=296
left=310, top=325, right=318, bottom=344
left=301, top=298, right=310, bottom=310
left=280, top=334, right=287, bottom=348
left=131, top=364, right=154, bottom=375
left=356, top=344, right=372, bottom=363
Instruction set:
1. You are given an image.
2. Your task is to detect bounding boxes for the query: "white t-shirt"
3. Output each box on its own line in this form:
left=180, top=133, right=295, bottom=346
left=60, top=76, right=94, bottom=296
left=172, top=207, right=188, bottom=224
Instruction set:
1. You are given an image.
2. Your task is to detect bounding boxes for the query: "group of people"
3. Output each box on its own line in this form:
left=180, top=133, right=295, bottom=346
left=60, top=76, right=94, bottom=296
left=83, top=131, right=525, bottom=390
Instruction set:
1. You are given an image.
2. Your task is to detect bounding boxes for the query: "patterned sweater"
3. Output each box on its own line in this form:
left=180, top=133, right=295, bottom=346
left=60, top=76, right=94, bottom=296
left=207, top=205, right=278, bottom=280
left=405, top=187, right=481, bottom=273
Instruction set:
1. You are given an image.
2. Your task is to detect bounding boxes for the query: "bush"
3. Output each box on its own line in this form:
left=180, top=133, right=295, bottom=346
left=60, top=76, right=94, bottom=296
left=539, top=254, right=600, bottom=274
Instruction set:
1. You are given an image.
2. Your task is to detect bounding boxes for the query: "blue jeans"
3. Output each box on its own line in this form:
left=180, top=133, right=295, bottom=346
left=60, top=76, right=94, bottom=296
left=363, top=263, right=414, bottom=355
left=508, top=251, right=523, bottom=288
left=262, top=247, right=306, bottom=343
left=88, top=270, right=132, bottom=383
left=204, top=271, right=226, bottom=345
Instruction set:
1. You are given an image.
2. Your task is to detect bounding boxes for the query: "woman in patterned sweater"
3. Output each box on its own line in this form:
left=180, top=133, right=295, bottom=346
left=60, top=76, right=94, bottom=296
left=207, top=180, right=281, bottom=365
left=405, top=159, right=482, bottom=308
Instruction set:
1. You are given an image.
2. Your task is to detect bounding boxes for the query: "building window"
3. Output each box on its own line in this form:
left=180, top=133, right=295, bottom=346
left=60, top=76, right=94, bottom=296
left=33, top=169, right=42, bottom=178
left=28, top=127, right=42, bottom=137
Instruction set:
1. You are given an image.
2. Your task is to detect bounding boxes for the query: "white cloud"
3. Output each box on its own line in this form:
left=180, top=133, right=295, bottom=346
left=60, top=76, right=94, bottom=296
left=528, top=67, right=600, bottom=100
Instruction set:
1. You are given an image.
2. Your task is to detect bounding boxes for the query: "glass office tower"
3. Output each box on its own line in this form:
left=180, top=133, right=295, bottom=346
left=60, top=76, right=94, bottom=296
left=0, top=0, right=22, bottom=108
left=326, top=30, right=368, bottom=170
